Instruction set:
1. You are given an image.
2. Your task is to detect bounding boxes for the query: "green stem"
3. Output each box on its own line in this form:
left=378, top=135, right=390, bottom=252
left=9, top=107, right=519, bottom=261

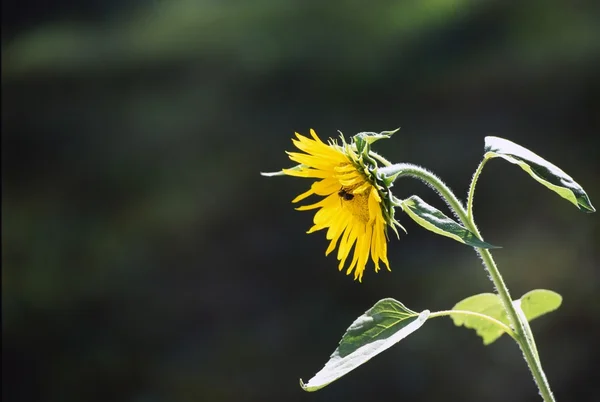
left=475, top=249, right=553, bottom=401
left=428, top=309, right=517, bottom=341
left=515, top=300, right=541, bottom=362
left=379, top=164, right=466, bottom=218
left=467, top=159, right=487, bottom=220
left=370, top=151, right=393, bottom=167
left=383, top=163, right=555, bottom=402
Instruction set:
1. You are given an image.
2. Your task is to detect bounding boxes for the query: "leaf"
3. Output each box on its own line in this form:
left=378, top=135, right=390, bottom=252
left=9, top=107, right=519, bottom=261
left=400, top=195, right=499, bottom=249
left=300, top=299, right=430, bottom=392
left=451, top=289, right=563, bottom=345
left=484, top=136, right=595, bottom=213
left=451, top=293, right=509, bottom=345
left=516, top=289, right=562, bottom=322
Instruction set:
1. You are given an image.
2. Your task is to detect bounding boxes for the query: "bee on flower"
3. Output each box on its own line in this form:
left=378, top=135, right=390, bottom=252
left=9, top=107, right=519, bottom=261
left=263, top=129, right=404, bottom=281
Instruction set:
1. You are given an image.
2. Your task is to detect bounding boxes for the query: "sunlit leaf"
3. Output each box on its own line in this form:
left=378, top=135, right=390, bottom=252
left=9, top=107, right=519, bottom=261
left=300, top=299, right=429, bottom=392
left=484, top=136, right=595, bottom=212
left=451, top=293, right=509, bottom=345
left=401, top=195, right=499, bottom=249
left=452, top=289, right=563, bottom=345
left=516, top=289, right=562, bottom=322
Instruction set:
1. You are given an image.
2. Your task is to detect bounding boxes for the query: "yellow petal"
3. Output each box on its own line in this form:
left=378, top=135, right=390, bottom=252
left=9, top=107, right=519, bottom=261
left=283, top=168, right=330, bottom=179
left=292, top=187, right=314, bottom=203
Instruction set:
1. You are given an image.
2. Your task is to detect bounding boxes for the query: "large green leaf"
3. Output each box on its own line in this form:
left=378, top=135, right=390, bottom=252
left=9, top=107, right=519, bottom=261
left=400, top=195, right=499, bottom=249
left=300, top=299, right=430, bottom=392
left=484, top=136, right=595, bottom=212
left=451, top=293, right=509, bottom=345
left=451, top=289, right=563, bottom=345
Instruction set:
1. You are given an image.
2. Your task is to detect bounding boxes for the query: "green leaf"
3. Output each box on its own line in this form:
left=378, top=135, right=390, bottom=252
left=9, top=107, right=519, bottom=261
left=516, top=289, right=562, bottom=322
left=400, top=195, right=499, bottom=249
left=484, top=136, right=595, bottom=212
left=451, top=289, right=563, bottom=345
left=300, top=299, right=430, bottom=392
left=451, top=293, right=509, bottom=345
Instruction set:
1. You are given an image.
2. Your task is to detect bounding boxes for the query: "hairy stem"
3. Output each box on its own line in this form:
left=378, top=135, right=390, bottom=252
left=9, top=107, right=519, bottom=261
left=467, top=159, right=487, bottom=220
left=383, top=162, right=555, bottom=402
left=379, top=164, right=466, bottom=218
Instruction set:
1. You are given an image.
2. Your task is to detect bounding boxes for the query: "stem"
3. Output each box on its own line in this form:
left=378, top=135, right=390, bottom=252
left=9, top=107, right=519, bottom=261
left=370, top=151, right=393, bottom=167
left=467, top=159, right=487, bottom=220
left=385, top=163, right=555, bottom=402
left=379, top=164, right=466, bottom=220
left=428, top=309, right=517, bottom=341
left=476, top=249, right=553, bottom=402
left=515, top=300, right=541, bottom=362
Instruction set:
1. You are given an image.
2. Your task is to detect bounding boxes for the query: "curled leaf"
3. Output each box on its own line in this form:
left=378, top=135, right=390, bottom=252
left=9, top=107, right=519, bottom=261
left=485, top=136, right=595, bottom=212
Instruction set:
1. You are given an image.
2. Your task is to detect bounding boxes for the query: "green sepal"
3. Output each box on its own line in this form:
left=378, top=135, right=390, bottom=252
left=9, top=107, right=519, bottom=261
left=484, top=136, right=595, bottom=212
left=451, top=289, right=563, bottom=345
left=300, top=298, right=429, bottom=392
left=353, top=128, right=400, bottom=152
left=382, top=174, right=397, bottom=188
left=352, top=128, right=400, bottom=157
left=400, top=195, right=499, bottom=249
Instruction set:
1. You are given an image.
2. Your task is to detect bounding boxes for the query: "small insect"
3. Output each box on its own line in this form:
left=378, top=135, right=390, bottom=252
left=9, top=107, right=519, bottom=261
left=338, top=187, right=354, bottom=201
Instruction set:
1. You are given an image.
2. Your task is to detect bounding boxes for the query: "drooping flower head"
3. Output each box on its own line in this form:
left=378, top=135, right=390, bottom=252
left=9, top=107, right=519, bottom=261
left=266, top=129, right=403, bottom=281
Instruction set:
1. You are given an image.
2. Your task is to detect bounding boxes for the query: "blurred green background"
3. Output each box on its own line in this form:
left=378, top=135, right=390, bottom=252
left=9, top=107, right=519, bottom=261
left=2, top=1, right=599, bottom=401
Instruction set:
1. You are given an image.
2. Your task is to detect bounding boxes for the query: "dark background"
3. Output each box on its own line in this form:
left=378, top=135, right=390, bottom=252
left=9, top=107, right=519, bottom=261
left=2, top=1, right=599, bottom=401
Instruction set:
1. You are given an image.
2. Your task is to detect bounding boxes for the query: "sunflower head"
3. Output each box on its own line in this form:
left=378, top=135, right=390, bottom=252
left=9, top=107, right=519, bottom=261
left=267, top=129, right=404, bottom=282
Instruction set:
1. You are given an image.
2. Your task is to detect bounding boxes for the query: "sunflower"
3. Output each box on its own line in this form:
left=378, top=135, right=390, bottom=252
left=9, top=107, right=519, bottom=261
left=281, top=129, right=400, bottom=281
